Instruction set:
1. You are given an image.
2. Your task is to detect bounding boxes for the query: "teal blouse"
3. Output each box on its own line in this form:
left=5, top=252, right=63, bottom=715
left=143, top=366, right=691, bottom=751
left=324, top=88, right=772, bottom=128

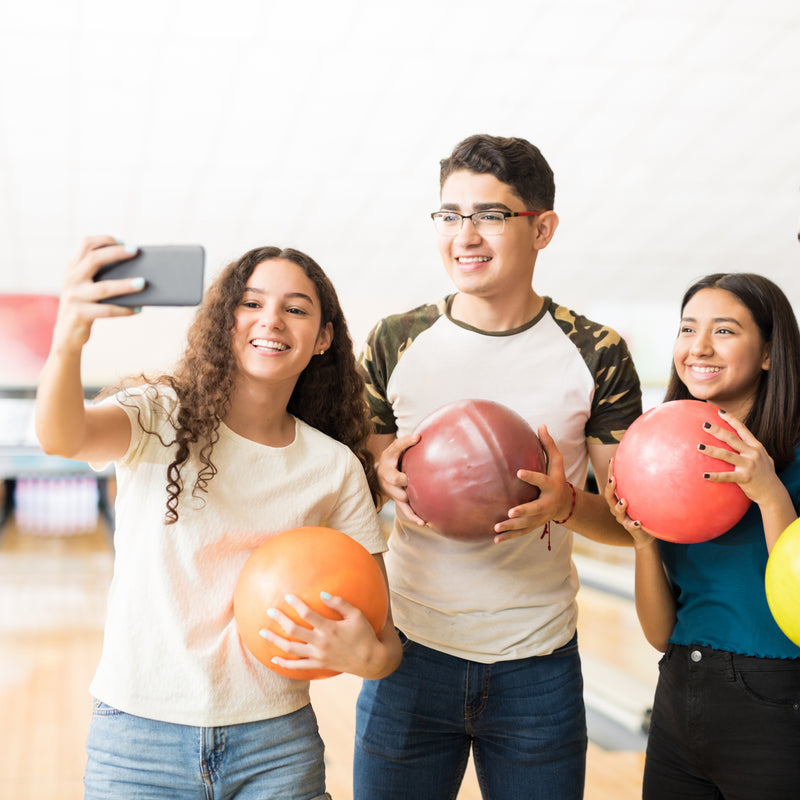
left=659, top=447, right=800, bottom=659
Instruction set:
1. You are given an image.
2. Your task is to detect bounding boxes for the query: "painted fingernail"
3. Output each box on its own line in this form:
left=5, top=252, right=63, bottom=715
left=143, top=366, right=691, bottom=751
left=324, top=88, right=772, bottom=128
left=703, top=473, right=710, bottom=479
left=284, top=594, right=297, bottom=604
left=703, top=422, right=711, bottom=429
left=123, top=243, right=139, bottom=255
left=633, top=521, right=641, bottom=528
left=132, top=307, right=142, bottom=314
left=258, top=629, right=269, bottom=638
left=698, top=443, right=706, bottom=451
left=130, top=277, right=146, bottom=290
left=267, top=608, right=277, bottom=618
left=320, top=591, right=332, bottom=600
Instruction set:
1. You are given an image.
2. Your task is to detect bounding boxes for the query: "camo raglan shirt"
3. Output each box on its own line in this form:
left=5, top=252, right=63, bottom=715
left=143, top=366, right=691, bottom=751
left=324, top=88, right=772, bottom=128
left=358, top=294, right=642, bottom=662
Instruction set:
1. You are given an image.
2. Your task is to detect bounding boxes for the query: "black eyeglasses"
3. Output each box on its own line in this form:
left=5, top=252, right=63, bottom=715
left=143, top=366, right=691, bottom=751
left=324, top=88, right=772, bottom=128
left=431, top=209, right=544, bottom=236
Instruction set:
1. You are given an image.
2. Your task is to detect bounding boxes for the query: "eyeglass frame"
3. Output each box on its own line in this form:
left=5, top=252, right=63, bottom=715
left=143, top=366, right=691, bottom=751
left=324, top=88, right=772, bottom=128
left=430, top=209, right=545, bottom=236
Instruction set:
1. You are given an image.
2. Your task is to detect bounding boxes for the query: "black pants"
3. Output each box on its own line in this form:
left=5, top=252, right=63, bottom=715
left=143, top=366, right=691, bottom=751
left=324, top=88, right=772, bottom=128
left=643, top=643, right=800, bottom=800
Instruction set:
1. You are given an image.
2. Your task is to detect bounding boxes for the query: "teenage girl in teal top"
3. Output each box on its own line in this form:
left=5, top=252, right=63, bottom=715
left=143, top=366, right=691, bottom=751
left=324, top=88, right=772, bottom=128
left=607, top=273, right=800, bottom=800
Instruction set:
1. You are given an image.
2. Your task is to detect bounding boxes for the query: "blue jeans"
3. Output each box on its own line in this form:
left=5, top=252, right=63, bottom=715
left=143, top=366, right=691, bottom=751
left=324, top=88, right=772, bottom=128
left=354, top=631, right=587, bottom=800
left=643, top=643, right=800, bottom=800
left=84, top=701, right=331, bottom=800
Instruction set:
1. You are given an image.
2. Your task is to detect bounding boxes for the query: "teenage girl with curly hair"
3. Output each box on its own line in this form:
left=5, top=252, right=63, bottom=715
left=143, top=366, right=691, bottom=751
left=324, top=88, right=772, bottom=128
left=36, top=236, right=401, bottom=800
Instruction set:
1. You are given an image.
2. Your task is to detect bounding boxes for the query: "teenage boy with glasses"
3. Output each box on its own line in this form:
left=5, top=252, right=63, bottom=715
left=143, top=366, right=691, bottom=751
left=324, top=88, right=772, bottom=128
left=353, top=134, right=643, bottom=800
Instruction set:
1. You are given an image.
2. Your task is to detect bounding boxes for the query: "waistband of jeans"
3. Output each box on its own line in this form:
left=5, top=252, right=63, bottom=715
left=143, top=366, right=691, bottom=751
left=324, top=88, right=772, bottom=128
left=669, top=643, right=799, bottom=670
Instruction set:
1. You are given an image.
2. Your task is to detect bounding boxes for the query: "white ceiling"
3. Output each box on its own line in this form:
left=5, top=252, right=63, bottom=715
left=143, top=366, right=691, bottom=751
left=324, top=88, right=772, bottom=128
left=1, top=0, right=799, bottom=388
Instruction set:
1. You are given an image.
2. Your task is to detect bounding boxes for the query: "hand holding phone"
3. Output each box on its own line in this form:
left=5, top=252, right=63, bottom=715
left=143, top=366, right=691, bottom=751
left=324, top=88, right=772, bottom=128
left=94, top=245, right=205, bottom=306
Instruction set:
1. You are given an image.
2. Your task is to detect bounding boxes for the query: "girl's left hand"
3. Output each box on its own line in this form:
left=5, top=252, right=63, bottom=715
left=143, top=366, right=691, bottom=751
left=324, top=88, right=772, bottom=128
left=604, top=465, right=657, bottom=548
left=701, top=409, right=781, bottom=504
left=259, top=593, right=393, bottom=680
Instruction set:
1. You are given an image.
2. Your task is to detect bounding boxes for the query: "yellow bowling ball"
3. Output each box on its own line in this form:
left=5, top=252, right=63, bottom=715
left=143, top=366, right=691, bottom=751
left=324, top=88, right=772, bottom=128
left=765, top=517, right=800, bottom=647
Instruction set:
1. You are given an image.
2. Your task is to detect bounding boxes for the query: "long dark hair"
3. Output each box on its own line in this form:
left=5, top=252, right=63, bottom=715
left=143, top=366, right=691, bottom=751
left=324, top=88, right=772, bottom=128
left=112, top=246, right=379, bottom=522
left=664, top=273, right=800, bottom=470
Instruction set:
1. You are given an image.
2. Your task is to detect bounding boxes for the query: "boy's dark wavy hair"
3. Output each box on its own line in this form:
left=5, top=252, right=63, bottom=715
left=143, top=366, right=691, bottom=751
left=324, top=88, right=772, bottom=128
left=110, top=246, right=379, bottom=522
left=439, top=134, right=556, bottom=211
left=664, top=272, right=800, bottom=471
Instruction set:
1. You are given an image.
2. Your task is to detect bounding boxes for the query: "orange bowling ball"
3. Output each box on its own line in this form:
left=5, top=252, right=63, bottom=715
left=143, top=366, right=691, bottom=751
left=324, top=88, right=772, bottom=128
left=613, top=400, right=751, bottom=543
left=400, top=398, right=547, bottom=541
left=234, top=526, right=389, bottom=680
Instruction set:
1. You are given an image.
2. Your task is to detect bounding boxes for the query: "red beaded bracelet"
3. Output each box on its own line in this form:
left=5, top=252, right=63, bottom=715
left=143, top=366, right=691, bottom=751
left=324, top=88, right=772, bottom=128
left=541, top=482, right=578, bottom=551
left=553, top=481, right=577, bottom=525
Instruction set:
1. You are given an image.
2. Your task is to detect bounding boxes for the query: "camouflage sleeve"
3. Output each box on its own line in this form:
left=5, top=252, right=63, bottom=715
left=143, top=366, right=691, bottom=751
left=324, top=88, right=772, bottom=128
left=552, top=303, right=643, bottom=445
left=358, top=318, right=398, bottom=436
left=357, top=299, right=448, bottom=436
left=587, top=333, right=642, bottom=445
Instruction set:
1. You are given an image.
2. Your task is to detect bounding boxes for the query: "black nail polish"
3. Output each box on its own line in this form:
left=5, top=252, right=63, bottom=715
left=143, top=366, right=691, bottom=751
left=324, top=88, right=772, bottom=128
left=698, top=443, right=706, bottom=451
left=703, top=473, right=710, bottom=479
left=703, top=422, right=712, bottom=429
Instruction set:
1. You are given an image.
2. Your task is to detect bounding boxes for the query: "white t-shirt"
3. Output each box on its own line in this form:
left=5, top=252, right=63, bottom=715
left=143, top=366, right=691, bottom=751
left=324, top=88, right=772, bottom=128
left=90, top=387, right=386, bottom=726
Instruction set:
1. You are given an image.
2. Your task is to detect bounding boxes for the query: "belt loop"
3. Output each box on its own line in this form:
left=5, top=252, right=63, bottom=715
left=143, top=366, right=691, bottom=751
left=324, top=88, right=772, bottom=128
left=723, top=649, right=736, bottom=680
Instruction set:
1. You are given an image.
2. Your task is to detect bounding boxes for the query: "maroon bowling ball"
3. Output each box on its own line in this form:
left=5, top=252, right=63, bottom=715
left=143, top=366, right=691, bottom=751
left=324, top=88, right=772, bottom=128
left=400, top=399, right=547, bottom=541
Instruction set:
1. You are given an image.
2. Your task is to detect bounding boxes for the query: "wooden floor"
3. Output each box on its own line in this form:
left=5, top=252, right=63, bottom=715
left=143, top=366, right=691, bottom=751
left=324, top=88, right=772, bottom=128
left=0, top=511, right=651, bottom=799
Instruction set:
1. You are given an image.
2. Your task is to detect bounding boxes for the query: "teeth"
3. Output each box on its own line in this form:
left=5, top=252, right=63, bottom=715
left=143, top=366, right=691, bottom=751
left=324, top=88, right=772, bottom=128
left=251, top=339, right=288, bottom=351
left=691, top=366, right=720, bottom=373
left=457, top=256, right=491, bottom=263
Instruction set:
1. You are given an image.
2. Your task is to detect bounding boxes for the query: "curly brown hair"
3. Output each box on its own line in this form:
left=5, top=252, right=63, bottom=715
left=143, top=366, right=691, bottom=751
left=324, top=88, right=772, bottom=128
left=112, top=246, right=379, bottom=522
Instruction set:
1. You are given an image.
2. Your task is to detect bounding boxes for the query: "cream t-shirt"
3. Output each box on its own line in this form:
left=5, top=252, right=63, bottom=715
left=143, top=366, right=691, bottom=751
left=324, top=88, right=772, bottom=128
left=90, top=387, right=386, bottom=726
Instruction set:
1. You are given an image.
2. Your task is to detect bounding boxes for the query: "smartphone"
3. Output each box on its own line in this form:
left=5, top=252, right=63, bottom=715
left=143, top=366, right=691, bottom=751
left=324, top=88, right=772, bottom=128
left=95, top=245, right=205, bottom=306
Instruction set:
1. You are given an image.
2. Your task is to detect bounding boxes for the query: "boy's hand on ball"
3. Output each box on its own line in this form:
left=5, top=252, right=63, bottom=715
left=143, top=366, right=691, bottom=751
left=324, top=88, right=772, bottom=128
left=377, top=434, right=425, bottom=526
left=493, top=425, right=566, bottom=543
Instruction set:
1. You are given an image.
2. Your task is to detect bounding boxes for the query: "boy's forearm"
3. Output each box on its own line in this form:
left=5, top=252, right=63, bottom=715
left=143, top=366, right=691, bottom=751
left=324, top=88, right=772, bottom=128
left=569, top=490, right=634, bottom=547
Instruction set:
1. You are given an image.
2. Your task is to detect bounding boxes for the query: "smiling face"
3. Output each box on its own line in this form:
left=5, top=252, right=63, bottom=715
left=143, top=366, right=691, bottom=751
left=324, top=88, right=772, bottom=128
left=673, top=287, right=771, bottom=418
left=436, top=170, right=555, bottom=304
left=231, top=258, right=332, bottom=390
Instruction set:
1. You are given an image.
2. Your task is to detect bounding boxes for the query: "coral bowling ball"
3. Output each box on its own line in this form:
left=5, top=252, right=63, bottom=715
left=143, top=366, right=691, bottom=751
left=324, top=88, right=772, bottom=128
left=612, top=400, right=751, bottom=543
left=234, top=526, right=389, bottom=680
left=400, top=398, right=547, bottom=541
left=765, top=518, right=800, bottom=647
